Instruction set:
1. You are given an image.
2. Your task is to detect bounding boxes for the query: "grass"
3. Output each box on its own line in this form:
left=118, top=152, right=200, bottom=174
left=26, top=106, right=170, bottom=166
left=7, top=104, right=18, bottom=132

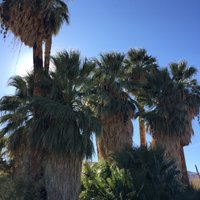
left=191, top=178, right=200, bottom=190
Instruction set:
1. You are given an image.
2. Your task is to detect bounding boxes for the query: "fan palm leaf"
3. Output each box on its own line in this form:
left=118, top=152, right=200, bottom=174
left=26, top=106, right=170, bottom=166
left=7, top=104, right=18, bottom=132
left=124, top=48, right=158, bottom=147
left=91, top=52, right=137, bottom=160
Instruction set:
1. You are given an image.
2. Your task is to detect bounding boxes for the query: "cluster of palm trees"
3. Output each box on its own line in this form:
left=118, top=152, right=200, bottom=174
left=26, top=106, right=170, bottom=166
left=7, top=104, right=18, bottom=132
left=0, top=0, right=200, bottom=200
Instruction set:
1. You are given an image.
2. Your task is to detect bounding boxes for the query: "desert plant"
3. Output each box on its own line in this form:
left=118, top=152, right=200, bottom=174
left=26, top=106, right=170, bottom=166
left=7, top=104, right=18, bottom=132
left=81, top=147, right=183, bottom=200
left=114, top=146, right=183, bottom=200
left=80, top=161, right=136, bottom=200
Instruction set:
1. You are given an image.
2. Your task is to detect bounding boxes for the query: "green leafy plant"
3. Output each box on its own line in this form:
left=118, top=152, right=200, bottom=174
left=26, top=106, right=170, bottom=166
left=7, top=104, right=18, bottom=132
left=80, top=147, right=184, bottom=200
left=80, top=161, right=136, bottom=200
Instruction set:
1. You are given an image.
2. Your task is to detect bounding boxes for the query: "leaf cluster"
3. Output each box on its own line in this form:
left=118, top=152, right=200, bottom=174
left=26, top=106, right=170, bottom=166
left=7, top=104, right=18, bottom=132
left=80, top=147, right=183, bottom=200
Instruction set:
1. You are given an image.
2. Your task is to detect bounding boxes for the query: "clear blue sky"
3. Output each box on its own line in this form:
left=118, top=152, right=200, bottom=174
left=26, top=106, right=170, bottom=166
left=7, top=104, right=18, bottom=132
left=0, top=0, right=199, bottom=171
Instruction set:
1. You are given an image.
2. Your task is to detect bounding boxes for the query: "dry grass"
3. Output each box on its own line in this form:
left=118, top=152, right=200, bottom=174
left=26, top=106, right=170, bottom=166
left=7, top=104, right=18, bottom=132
left=191, top=177, right=200, bottom=190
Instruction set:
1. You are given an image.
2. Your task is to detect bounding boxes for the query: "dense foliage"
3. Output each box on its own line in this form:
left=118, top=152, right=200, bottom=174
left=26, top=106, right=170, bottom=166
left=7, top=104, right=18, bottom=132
left=80, top=147, right=184, bottom=200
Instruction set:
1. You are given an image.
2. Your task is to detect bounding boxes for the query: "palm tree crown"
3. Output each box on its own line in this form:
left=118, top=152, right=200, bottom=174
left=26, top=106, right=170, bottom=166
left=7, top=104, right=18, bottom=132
left=0, top=0, right=69, bottom=47
left=30, top=50, right=100, bottom=158
left=93, top=52, right=137, bottom=121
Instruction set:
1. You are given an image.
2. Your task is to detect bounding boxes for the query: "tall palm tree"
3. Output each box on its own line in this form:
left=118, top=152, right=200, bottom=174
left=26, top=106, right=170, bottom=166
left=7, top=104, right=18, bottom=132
left=91, top=52, right=137, bottom=160
left=0, top=0, right=69, bottom=184
left=141, top=64, right=200, bottom=185
left=169, top=61, right=200, bottom=184
left=140, top=68, right=187, bottom=179
left=124, top=48, right=158, bottom=147
left=0, top=51, right=100, bottom=199
left=0, top=0, right=69, bottom=94
left=29, top=51, right=100, bottom=200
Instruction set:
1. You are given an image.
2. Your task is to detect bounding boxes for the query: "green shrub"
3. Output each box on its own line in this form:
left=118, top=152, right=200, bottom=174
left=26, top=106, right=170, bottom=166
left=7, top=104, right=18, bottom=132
left=80, top=147, right=184, bottom=200
left=114, top=147, right=183, bottom=200
left=80, top=161, right=136, bottom=200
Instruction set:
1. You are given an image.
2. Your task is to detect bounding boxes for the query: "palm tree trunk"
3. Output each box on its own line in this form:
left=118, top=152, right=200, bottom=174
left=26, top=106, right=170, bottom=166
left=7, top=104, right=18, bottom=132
left=30, top=42, right=44, bottom=186
left=96, top=115, right=133, bottom=160
left=180, top=145, right=189, bottom=185
left=139, top=117, right=146, bottom=147
left=44, top=36, right=52, bottom=73
left=33, top=42, right=43, bottom=96
left=152, top=134, right=182, bottom=168
left=45, top=154, right=83, bottom=200
left=152, top=134, right=191, bottom=185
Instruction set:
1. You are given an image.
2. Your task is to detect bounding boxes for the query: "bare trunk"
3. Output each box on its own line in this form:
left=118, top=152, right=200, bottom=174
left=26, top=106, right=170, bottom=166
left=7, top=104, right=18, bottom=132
left=33, top=42, right=43, bottom=96
left=44, top=36, right=52, bottom=73
left=30, top=42, right=44, bottom=187
left=45, top=154, right=82, bottom=200
left=180, top=145, right=189, bottom=185
left=97, top=115, right=133, bottom=160
left=31, top=43, right=43, bottom=177
left=139, top=117, right=146, bottom=147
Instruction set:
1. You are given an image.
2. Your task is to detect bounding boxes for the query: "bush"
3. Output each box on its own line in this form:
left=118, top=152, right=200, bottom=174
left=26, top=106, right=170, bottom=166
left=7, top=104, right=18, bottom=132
left=80, top=147, right=184, bottom=200
left=114, top=147, right=183, bottom=200
left=80, top=161, right=136, bottom=200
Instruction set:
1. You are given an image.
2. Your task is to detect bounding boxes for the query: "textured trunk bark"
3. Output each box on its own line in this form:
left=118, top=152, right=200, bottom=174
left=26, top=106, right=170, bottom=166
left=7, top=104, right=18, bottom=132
left=151, top=135, right=156, bottom=149
left=45, top=154, right=82, bottom=200
left=33, top=42, right=43, bottom=96
left=152, top=134, right=191, bottom=185
left=44, top=36, right=52, bottom=73
left=96, top=115, right=133, bottom=160
left=180, top=145, right=189, bottom=185
left=13, top=143, right=30, bottom=177
left=152, top=135, right=182, bottom=169
left=30, top=42, right=44, bottom=191
left=139, top=117, right=146, bottom=147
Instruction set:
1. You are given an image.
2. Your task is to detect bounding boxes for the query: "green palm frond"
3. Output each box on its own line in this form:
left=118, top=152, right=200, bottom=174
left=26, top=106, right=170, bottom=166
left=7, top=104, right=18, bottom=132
left=124, top=48, right=158, bottom=84
left=114, top=147, right=183, bottom=200
left=139, top=61, right=200, bottom=139
left=0, top=72, right=33, bottom=170
left=90, top=52, right=138, bottom=120
left=42, top=0, right=69, bottom=36
left=28, top=50, right=100, bottom=158
left=80, top=161, right=135, bottom=200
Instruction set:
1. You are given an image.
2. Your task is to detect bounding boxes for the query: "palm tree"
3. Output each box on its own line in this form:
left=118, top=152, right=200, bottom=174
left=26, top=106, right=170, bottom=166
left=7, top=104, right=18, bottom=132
left=0, top=0, right=69, bottom=185
left=141, top=64, right=200, bottom=185
left=0, top=51, right=100, bottom=199
left=0, top=0, right=69, bottom=94
left=30, top=51, right=100, bottom=200
left=91, top=52, right=137, bottom=160
left=169, top=61, right=200, bottom=184
left=124, top=48, right=158, bottom=147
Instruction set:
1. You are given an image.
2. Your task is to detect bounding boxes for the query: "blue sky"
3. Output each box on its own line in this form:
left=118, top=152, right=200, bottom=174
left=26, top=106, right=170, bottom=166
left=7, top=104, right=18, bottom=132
left=0, top=0, right=199, bottom=171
